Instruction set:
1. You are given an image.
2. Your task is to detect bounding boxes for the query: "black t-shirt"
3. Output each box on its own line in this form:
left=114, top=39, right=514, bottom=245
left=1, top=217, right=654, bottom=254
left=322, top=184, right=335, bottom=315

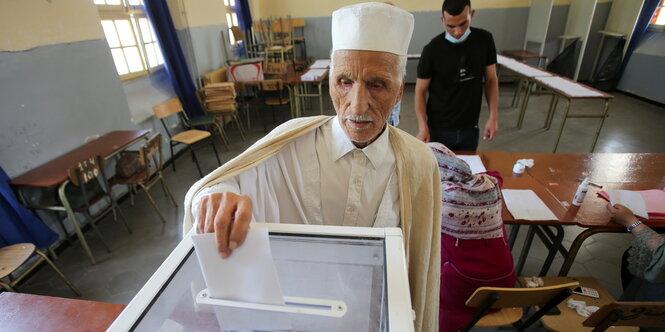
left=417, top=27, right=497, bottom=130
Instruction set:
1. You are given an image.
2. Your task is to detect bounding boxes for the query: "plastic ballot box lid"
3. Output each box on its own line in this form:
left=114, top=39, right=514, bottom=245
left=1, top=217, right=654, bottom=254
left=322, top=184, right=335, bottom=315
left=107, top=223, right=414, bottom=332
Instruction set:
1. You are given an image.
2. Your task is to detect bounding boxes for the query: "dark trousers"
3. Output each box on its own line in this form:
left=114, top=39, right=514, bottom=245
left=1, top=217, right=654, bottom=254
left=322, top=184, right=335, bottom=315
left=429, top=126, right=480, bottom=151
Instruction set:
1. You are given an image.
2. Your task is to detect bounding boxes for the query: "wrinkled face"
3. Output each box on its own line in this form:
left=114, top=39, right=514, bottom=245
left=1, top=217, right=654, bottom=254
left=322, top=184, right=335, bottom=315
left=442, top=6, right=474, bottom=39
left=329, top=50, right=403, bottom=148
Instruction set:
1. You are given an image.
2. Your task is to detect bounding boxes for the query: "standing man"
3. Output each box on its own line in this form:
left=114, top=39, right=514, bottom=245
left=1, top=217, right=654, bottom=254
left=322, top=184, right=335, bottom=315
left=415, top=0, right=499, bottom=150
left=185, top=3, right=440, bottom=331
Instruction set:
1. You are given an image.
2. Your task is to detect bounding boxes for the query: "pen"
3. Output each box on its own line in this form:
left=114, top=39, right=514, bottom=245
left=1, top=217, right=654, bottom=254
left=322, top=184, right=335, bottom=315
left=575, top=178, right=603, bottom=188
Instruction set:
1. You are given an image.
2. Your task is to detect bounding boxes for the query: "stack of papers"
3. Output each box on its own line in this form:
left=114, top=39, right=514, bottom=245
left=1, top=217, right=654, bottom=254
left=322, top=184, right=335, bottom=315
left=301, top=68, right=328, bottom=81
left=502, top=189, right=558, bottom=221
left=599, top=189, right=665, bottom=220
left=204, top=82, right=237, bottom=111
left=536, top=76, right=604, bottom=97
left=309, top=59, right=331, bottom=69
left=456, top=155, right=487, bottom=174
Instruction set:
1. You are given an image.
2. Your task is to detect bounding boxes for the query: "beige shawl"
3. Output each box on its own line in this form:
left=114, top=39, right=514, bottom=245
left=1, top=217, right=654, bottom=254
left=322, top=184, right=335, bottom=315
left=183, top=116, right=441, bottom=332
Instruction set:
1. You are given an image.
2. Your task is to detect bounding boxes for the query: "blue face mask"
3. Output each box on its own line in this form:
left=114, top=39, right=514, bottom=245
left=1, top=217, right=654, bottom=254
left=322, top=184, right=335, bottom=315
left=445, top=28, right=471, bottom=44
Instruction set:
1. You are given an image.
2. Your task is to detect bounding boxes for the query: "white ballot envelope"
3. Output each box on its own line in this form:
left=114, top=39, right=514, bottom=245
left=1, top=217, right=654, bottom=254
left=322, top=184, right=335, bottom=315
left=191, top=228, right=284, bottom=305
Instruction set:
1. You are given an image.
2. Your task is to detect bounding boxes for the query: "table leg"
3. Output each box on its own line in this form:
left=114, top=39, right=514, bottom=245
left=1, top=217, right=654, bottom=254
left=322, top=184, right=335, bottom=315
left=552, top=98, right=572, bottom=153
left=511, top=78, right=522, bottom=108
left=545, top=95, right=560, bottom=130
left=286, top=85, right=296, bottom=118
left=590, top=99, right=610, bottom=153
left=318, top=81, right=324, bottom=115
left=515, top=225, right=536, bottom=275
left=558, top=227, right=617, bottom=276
left=508, top=224, right=520, bottom=250
left=535, top=225, right=564, bottom=276
left=58, top=181, right=97, bottom=264
left=544, top=94, right=557, bottom=129
left=516, top=80, right=533, bottom=129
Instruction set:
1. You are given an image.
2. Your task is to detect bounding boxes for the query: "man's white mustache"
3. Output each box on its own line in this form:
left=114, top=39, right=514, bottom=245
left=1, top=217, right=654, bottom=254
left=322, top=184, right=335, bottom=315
left=345, top=115, right=374, bottom=122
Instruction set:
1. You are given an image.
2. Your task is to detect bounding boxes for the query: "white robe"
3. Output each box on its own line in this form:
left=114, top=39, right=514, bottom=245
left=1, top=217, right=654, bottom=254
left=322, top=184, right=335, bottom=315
left=192, top=117, right=400, bottom=227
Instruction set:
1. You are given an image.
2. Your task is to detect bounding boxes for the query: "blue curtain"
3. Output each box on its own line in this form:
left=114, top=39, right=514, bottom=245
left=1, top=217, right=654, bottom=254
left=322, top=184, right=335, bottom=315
left=144, top=0, right=205, bottom=118
left=620, top=0, right=661, bottom=75
left=235, top=0, right=253, bottom=32
left=0, top=167, right=58, bottom=249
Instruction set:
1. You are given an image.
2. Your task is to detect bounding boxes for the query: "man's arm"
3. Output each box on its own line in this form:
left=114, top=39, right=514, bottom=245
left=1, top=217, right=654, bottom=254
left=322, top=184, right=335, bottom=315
left=483, top=64, right=499, bottom=141
left=415, top=78, right=431, bottom=142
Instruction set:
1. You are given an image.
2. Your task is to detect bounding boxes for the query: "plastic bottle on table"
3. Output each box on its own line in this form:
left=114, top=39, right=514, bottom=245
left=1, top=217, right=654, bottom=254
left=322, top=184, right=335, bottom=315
left=572, top=177, right=590, bottom=206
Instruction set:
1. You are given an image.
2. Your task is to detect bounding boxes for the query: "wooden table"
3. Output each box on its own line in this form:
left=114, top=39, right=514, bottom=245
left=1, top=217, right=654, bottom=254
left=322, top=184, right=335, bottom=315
left=294, top=67, right=329, bottom=117
left=513, top=152, right=665, bottom=276
left=517, top=276, right=638, bottom=332
left=0, top=292, right=125, bottom=332
left=10, top=130, right=150, bottom=264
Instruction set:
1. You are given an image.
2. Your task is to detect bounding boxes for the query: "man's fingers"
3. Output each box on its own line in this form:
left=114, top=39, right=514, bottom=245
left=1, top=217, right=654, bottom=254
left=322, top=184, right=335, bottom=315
left=229, top=196, right=252, bottom=249
left=215, top=194, right=237, bottom=258
left=204, top=195, right=219, bottom=234
left=197, top=195, right=208, bottom=234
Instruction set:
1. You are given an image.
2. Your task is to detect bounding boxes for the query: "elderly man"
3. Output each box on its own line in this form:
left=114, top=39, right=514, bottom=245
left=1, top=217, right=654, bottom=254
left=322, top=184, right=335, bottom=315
left=183, top=3, right=440, bottom=331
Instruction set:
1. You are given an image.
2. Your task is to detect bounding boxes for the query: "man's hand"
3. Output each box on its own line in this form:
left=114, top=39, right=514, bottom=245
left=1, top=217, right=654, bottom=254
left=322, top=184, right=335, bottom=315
left=483, top=118, right=498, bottom=141
left=416, top=126, right=430, bottom=142
left=606, top=203, right=639, bottom=227
left=197, top=192, right=252, bottom=258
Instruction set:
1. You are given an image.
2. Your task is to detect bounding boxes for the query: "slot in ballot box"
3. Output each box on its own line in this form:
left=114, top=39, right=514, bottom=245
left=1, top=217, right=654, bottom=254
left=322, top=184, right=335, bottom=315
left=107, top=224, right=414, bottom=332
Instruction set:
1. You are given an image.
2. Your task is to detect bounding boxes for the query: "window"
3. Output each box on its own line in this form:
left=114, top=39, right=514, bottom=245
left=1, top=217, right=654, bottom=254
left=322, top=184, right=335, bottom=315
left=95, top=0, right=164, bottom=80
left=223, top=0, right=240, bottom=44
left=651, top=0, right=665, bottom=28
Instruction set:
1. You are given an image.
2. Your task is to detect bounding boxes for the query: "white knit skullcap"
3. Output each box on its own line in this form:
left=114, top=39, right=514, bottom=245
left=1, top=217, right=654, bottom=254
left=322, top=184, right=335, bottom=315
left=331, top=2, right=414, bottom=56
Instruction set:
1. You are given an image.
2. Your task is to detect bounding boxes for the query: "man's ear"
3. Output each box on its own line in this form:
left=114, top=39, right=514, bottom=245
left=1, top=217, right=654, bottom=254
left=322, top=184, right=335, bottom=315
left=395, top=80, right=405, bottom=104
left=470, top=9, right=475, bottom=19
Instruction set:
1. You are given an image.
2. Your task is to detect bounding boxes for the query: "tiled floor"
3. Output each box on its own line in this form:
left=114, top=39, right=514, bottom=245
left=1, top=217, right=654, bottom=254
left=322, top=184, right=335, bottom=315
left=12, top=82, right=665, bottom=330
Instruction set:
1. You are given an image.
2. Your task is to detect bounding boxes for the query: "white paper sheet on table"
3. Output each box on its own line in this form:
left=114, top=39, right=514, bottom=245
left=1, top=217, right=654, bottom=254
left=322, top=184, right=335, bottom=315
left=310, top=59, right=331, bottom=69
left=457, top=155, right=487, bottom=174
left=192, top=228, right=284, bottom=305
left=301, top=68, right=327, bottom=81
left=537, top=76, right=604, bottom=97
left=609, top=189, right=649, bottom=219
left=502, top=189, right=558, bottom=220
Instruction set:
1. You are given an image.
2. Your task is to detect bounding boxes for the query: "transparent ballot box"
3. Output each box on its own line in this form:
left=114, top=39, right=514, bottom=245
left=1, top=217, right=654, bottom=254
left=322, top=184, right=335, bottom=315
left=107, top=224, right=414, bottom=331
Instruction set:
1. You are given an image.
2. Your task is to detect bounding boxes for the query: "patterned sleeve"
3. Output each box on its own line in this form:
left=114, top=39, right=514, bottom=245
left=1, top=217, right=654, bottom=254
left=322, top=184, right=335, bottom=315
left=627, top=226, right=665, bottom=283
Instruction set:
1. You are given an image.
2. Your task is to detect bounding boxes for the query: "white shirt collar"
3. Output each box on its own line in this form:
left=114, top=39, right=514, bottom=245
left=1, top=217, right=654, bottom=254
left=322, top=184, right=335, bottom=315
left=330, top=116, right=390, bottom=169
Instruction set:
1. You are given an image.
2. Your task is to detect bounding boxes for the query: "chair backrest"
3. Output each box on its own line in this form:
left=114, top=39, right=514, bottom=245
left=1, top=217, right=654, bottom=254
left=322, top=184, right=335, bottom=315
left=583, top=302, right=665, bottom=331
left=140, top=133, right=163, bottom=175
left=263, top=62, right=288, bottom=75
left=230, top=26, right=244, bottom=44
left=291, top=18, right=305, bottom=28
left=152, top=98, right=183, bottom=119
left=67, top=155, right=104, bottom=187
left=201, top=67, right=228, bottom=87
left=259, top=79, right=284, bottom=91
left=466, top=282, right=579, bottom=309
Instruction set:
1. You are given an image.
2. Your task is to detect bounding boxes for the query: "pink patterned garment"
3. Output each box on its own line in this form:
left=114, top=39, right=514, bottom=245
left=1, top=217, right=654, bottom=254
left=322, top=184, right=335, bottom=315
left=428, top=142, right=504, bottom=240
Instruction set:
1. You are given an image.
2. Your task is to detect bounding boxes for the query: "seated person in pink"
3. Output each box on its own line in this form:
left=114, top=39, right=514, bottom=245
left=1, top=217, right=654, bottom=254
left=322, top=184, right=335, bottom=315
left=428, top=142, right=516, bottom=332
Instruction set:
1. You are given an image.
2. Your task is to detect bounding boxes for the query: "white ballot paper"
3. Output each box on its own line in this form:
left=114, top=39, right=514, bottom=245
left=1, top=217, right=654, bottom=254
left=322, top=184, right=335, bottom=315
left=192, top=228, right=284, bottom=305
left=609, top=189, right=649, bottom=219
left=457, top=155, right=487, bottom=174
left=502, top=189, right=558, bottom=220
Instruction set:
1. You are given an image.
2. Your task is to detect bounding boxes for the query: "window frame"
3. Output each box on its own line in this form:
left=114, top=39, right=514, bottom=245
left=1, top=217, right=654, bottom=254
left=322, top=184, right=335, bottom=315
left=96, top=0, right=165, bottom=81
left=648, top=0, right=665, bottom=31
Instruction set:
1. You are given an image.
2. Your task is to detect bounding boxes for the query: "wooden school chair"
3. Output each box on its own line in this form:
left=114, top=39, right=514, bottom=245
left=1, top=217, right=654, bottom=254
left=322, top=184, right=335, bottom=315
left=152, top=98, right=221, bottom=178
left=0, top=243, right=81, bottom=296
left=115, top=134, right=177, bottom=224
left=459, top=281, right=579, bottom=332
left=258, top=79, right=290, bottom=132
left=66, top=155, right=132, bottom=258
left=583, top=301, right=665, bottom=331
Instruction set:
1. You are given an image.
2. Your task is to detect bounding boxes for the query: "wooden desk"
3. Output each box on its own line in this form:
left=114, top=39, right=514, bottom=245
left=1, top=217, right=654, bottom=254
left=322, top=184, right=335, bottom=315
left=496, top=54, right=552, bottom=115
left=10, top=130, right=150, bottom=264
left=0, top=292, right=125, bottom=332
left=517, top=276, right=638, bottom=332
left=526, top=75, right=613, bottom=152
left=513, top=152, right=665, bottom=275
left=294, top=67, right=329, bottom=117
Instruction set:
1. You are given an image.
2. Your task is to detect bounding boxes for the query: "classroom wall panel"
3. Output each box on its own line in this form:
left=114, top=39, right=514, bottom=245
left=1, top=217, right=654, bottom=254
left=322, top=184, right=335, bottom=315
left=618, top=31, right=665, bottom=104
left=0, top=40, right=133, bottom=177
left=0, top=0, right=104, bottom=51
